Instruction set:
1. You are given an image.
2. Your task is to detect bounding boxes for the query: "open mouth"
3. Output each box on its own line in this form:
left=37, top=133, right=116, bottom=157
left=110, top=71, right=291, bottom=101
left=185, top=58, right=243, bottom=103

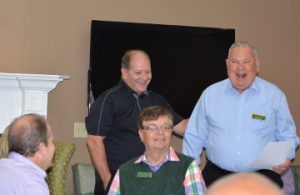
left=154, top=138, right=165, bottom=142
left=236, top=73, right=247, bottom=79
left=136, top=81, right=148, bottom=88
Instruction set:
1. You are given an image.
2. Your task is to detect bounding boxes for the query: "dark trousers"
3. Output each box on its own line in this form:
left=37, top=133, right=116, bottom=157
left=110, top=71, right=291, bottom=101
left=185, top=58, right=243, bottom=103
left=94, top=179, right=105, bottom=195
left=203, top=160, right=283, bottom=188
left=94, top=171, right=116, bottom=195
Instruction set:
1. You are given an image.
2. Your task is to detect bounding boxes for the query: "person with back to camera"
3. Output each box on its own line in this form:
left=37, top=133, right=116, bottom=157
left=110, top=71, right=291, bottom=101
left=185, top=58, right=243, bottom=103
left=206, top=172, right=284, bottom=195
left=85, top=49, right=188, bottom=194
left=0, top=113, right=55, bottom=195
left=183, top=41, right=299, bottom=188
left=108, top=106, right=206, bottom=195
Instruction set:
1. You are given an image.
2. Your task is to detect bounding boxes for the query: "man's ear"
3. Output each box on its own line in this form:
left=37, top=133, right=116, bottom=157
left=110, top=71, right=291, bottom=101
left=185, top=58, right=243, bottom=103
left=255, top=59, right=261, bottom=73
left=36, top=142, right=47, bottom=157
left=138, top=129, right=144, bottom=143
left=225, top=59, right=230, bottom=71
left=121, top=67, right=127, bottom=79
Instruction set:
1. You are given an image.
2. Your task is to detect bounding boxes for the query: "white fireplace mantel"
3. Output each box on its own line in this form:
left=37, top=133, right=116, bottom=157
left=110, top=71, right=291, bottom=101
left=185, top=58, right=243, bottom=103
left=0, top=72, right=70, bottom=133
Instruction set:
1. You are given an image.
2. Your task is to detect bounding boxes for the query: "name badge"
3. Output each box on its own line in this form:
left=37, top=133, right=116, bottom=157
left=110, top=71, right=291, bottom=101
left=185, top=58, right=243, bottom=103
left=137, top=172, right=152, bottom=178
left=251, top=113, right=266, bottom=121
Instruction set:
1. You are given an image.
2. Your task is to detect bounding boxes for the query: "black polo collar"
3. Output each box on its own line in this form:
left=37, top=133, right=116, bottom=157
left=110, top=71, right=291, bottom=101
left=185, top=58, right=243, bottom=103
left=119, top=79, right=150, bottom=97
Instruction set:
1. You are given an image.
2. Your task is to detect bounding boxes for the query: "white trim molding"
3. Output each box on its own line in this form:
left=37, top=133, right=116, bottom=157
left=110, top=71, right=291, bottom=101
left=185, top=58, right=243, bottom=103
left=0, top=72, right=69, bottom=133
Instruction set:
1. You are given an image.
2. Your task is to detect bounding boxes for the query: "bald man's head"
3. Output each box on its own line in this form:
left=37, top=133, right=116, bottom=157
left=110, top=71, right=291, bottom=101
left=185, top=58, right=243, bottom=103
left=206, top=172, right=283, bottom=195
left=8, top=114, right=49, bottom=157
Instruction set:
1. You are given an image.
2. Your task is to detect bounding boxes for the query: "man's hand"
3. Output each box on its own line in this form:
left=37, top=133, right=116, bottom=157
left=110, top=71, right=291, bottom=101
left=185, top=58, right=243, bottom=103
left=272, top=160, right=291, bottom=175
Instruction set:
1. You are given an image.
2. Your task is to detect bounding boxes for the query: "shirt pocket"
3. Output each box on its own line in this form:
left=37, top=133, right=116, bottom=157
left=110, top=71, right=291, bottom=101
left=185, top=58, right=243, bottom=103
left=248, top=107, right=275, bottom=132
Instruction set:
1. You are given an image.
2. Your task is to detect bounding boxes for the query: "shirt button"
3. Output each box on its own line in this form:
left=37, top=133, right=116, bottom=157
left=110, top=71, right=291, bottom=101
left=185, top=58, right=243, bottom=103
left=236, top=136, right=240, bottom=140
left=237, top=152, right=240, bottom=155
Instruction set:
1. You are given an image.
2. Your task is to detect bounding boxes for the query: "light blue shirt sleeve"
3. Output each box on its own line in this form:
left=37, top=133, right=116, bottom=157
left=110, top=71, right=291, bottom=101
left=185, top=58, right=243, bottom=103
left=183, top=94, right=207, bottom=165
left=275, top=93, right=300, bottom=159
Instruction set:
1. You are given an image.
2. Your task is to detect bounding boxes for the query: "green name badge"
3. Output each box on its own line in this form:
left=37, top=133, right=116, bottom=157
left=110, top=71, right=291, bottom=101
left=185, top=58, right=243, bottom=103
left=251, top=113, right=266, bottom=121
left=137, top=172, right=152, bottom=178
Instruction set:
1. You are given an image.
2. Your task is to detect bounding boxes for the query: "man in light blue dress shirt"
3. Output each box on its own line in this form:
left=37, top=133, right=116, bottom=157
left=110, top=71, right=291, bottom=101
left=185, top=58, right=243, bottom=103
left=183, top=41, right=299, bottom=187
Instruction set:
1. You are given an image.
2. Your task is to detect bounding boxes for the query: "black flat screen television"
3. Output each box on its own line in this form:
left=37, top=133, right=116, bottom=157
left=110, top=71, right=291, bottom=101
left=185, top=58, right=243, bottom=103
left=89, top=20, right=235, bottom=118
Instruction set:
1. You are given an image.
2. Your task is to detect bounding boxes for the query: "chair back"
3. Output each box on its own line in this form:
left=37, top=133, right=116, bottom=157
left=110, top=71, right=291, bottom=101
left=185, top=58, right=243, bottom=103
left=0, top=127, right=9, bottom=158
left=46, top=141, right=76, bottom=195
left=72, top=163, right=95, bottom=195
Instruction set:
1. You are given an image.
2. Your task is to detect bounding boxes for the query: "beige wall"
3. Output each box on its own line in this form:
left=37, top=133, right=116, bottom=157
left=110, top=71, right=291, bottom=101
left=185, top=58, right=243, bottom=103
left=1, top=0, right=299, bottom=193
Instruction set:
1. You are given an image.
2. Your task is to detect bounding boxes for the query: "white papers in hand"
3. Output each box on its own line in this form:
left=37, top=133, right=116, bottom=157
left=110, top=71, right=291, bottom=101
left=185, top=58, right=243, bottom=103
left=248, top=140, right=294, bottom=170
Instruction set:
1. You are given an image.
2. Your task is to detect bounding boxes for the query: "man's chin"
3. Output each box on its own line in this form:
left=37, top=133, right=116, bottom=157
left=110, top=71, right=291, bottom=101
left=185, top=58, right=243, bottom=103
left=136, top=88, right=147, bottom=94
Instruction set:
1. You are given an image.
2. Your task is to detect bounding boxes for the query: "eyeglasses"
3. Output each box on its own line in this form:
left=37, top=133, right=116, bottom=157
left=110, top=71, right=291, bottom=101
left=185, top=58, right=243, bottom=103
left=142, top=124, right=173, bottom=132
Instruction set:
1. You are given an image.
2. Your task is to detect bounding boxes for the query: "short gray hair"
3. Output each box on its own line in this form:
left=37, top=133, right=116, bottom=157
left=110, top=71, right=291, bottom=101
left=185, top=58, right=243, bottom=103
left=228, top=41, right=258, bottom=60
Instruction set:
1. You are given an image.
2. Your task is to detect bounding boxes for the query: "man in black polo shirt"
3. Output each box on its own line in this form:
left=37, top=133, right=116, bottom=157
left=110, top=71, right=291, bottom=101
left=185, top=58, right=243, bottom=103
left=85, top=49, right=188, bottom=195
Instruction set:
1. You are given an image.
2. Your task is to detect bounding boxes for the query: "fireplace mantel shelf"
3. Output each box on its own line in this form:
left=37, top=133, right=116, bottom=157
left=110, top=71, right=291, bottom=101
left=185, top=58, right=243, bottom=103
left=0, top=72, right=69, bottom=133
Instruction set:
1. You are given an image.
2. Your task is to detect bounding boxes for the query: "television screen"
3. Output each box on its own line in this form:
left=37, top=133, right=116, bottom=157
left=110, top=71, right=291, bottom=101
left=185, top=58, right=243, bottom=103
left=89, top=20, right=235, bottom=118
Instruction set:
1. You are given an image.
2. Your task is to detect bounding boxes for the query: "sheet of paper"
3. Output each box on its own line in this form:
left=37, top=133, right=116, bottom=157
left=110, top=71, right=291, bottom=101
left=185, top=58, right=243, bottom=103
left=248, top=140, right=294, bottom=170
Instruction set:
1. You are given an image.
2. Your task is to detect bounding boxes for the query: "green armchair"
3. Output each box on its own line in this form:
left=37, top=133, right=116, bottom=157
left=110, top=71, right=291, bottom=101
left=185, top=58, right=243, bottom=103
left=46, top=141, right=76, bottom=195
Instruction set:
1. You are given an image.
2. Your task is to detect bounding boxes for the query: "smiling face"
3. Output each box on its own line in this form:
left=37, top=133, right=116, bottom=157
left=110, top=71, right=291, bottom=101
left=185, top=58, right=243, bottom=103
left=226, top=46, right=260, bottom=93
left=139, top=115, right=173, bottom=153
left=121, top=51, right=152, bottom=94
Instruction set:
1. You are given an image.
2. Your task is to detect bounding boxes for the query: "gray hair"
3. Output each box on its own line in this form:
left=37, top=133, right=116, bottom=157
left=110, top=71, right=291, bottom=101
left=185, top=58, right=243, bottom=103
left=228, top=41, right=258, bottom=60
